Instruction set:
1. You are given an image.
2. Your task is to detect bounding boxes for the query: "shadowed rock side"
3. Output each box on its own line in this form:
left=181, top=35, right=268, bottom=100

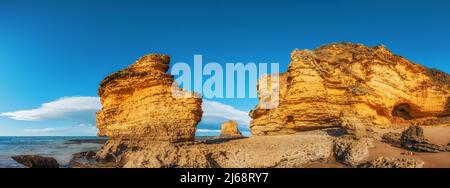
left=96, top=54, right=202, bottom=142
left=250, top=43, right=450, bottom=136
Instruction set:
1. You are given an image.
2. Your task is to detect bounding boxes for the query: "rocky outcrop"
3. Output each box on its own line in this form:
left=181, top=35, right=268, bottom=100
left=12, top=155, right=59, bottom=168
left=220, top=121, right=243, bottom=137
left=400, top=126, right=447, bottom=152
left=382, top=126, right=448, bottom=152
left=334, top=137, right=372, bottom=167
left=96, top=54, right=202, bottom=142
left=100, top=133, right=334, bottom=168
left=250, top=43, right=450, bottom=135
left=359, top=157, right=424, bottom=168
left=69, top=151, right=97, bottom=168
left=382, top=132, right=401, bottom=146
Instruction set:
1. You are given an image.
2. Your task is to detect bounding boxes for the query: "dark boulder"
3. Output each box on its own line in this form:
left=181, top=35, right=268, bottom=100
left=12, top=155, right=59, bottom=168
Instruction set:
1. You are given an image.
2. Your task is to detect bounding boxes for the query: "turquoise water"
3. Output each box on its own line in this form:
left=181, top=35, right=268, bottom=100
left=0, top=136, right=106, bottom=168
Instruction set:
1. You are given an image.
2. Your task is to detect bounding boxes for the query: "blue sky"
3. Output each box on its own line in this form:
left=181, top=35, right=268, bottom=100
left=0, top=0, right=449, bottom=136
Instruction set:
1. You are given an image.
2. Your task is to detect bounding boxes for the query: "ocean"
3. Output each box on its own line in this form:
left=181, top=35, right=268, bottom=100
left=0, top=136, right=106, bottom=168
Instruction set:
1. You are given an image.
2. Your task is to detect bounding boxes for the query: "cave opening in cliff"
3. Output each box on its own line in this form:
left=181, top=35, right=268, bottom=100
left=392, top=103, right=414, bottom=120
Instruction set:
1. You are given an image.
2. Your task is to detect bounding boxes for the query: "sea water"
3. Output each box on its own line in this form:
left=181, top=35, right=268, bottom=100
left=0, top=136, right=106, bottom=168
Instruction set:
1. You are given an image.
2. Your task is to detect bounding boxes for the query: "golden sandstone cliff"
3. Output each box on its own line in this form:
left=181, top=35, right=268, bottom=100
left=85, top=43, right=450, bottom=168
left=250, top=43, right=450, bottom=136
left=96, top=54, right=202, bottom=142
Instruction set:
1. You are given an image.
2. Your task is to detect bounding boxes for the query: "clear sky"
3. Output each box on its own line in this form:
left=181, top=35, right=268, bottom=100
left=0, top=0, right=449, bottom=136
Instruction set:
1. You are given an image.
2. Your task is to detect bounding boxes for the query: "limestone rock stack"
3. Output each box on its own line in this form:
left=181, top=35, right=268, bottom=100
left=96, top=54, right=202, bottom=142
left=250, top=43, right=450, bottom=135
left=220, top=120, right=243, bottom=137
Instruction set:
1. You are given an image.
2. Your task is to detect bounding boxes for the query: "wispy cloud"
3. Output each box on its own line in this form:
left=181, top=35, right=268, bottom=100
left=22, top=124, right=97, bottom=135
left=23, top=128, right=57, bottom=133
left=202, top=100, right=251, bottom=127
left=1, top=96, right=100, bottom=122
left=196, top=129, right=221, bottom=133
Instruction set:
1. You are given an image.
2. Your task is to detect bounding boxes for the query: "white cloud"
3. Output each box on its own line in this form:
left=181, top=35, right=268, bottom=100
left=23, top=128, right=57, bottom=133
left=202, top=100, right=251, bottom=126
left=1, top=96, right=100, bottom=122
left=23, top=124, right=97, bottom=136
left=196, top=129, right=221, bottom=133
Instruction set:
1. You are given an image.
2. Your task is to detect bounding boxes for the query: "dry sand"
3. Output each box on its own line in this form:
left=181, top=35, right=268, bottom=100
left=369, top=126, right=450, bottom=168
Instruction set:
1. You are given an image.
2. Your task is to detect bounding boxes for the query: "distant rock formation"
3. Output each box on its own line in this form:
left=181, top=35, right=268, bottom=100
left=220, top=120, right=243, bottom=137
left=250, top=43, right=450, bottom=135
left=12, top=155, right=59, bottom=168
left=96, top=54, right=202, bottom=142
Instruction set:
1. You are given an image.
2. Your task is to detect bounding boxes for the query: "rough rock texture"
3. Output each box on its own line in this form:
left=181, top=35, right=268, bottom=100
left=95, top=133, right=334, bottom=168
left=96, top=54, right=202, bottom=142
left=382, top=132, right=402, bottom=146
left=250, top=43, right=450, bottom=135
left=12, top=155, right=59, bottom=168
left=334, top=137, right=372, bottom=166
left=220, top=121, right=243, bottom=137
left=359, top=157, right=424, bottom=168
left=400, top=126, right=447, bottom=152
left=69, top=151, right=98, bottom=168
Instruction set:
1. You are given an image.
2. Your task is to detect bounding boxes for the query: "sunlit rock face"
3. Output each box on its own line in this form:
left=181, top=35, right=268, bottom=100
left=250, top=43, right=450, bottom=136
left=96, top=54, right=202, bottom=142
left=220, top=120, right=243, bottom=137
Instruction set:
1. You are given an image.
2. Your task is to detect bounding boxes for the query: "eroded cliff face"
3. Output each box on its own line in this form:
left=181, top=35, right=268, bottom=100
left=96, top=54, right=202, bottom=142
left=250, top=43, right=450, bottom=135
left=220, top=120, right=243, bottom=137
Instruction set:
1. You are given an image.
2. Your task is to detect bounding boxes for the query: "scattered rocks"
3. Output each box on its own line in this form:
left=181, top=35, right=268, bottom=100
left=220, top=121, right=243, bottom=137
left=359, top=157, right=424, bottom=168
left=401, top=151, right=415, bottom=156
left=400, top=126, right=447, bottom=153
left=65, top=139, right=107, bottom=145
left=12, top=155, right=59, bottom=168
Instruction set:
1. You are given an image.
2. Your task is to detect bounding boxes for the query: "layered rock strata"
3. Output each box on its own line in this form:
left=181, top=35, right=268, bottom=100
left=250, top=43, right=450, bottom=135
left=96, top=54, right=202, bottom=142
